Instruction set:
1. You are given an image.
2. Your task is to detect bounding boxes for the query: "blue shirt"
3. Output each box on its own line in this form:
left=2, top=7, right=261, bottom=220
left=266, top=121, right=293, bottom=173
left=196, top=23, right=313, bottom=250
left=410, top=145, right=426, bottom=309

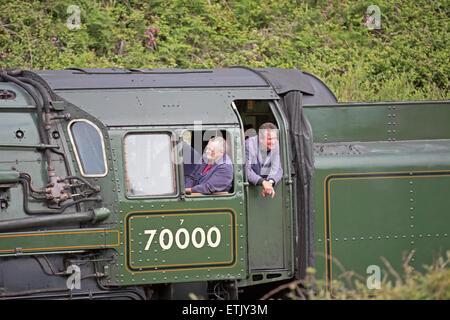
left=245, top=135, right=283, bottom=186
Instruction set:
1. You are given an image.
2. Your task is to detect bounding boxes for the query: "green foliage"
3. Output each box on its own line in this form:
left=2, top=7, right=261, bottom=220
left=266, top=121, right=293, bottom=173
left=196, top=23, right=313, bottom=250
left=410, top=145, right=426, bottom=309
left=0, top=0, right=448, bottom=101
left=262, top=251, right=450, bottom=300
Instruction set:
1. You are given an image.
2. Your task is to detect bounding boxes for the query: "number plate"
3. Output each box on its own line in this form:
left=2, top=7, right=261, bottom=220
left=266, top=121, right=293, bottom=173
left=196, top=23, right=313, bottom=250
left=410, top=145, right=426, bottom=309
left=124, top=209, right=236, bottom=273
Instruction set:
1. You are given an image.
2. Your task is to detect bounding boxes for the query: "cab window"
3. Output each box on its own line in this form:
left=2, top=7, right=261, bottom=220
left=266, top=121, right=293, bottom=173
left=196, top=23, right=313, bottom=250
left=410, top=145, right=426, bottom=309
left=181, top=129, right=234, bottom=195
left=68, top=119, right=108, bottom=177
left=124, top=133, right=176, bottom=196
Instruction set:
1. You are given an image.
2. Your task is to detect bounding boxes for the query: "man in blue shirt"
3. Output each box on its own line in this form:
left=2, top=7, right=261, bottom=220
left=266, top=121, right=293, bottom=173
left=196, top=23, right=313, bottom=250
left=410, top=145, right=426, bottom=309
left=245, top=122, right=283, bottom=198
left=185, top=136, right=233, bottom=195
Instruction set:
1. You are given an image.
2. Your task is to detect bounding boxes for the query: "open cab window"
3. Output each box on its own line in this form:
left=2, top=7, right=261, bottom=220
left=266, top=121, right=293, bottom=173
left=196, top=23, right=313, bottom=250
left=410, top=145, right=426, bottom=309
left=181, top=129, right=234, bottom=195
left=124, top=133, right=176, bottom=197
left=68, top=119, right=108, bottom=177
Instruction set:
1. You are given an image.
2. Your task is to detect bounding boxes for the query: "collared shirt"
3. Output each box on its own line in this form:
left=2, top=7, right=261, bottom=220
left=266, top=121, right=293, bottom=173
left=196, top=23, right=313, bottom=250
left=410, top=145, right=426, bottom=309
left=245, top=135, right=283, bottom=186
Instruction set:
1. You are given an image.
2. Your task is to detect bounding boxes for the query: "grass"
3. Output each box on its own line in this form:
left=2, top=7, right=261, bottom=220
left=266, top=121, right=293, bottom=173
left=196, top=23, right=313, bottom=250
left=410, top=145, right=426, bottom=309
left=260, top=250, right=450, bottom=300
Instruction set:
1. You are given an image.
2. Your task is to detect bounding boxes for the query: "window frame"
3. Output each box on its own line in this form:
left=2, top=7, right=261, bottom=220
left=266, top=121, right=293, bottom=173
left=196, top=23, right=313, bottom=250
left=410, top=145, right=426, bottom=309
left=67, top=118, right=108, bottom=178
left=123, top=131, right=178, bottom=199
left=180, top=127, right=238, bottom=198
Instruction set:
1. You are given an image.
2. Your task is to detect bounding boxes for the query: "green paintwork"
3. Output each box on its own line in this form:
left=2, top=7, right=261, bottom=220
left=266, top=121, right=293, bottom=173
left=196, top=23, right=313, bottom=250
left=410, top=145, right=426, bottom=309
left=307, top=101, right=450, bottom=296
left=0, top=228, right=119, bottom=255
left=304, top=101, right=450, bottom=143
left=55, top=88, right=278, bottom=127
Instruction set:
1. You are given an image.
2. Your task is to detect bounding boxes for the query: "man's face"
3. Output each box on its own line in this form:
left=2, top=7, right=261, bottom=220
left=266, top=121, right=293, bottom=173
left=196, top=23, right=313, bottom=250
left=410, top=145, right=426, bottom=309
left=204, top=141, right=223, bottom=164
left=259, top=129, right=278, bottom=152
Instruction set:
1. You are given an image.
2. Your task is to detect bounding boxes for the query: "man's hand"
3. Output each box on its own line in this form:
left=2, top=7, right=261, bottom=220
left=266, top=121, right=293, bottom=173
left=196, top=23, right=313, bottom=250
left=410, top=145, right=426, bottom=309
left=185, top=188, right=192, bottom=195
left=261, top=180, right=275, bottom=198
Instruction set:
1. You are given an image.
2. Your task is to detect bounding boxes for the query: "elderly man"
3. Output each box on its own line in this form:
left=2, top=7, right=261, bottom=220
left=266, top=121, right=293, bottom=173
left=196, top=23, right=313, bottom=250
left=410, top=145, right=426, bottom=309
left=185, top=136, right=233, bottom=195
left=245, top=122, right=283, bottom=198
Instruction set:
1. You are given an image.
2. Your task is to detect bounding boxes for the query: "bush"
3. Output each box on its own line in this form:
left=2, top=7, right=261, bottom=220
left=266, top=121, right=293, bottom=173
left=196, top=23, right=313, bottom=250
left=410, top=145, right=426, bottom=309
left=260, top=250, right=450, bottom=300
left=0, top=0, right=448, bottom=101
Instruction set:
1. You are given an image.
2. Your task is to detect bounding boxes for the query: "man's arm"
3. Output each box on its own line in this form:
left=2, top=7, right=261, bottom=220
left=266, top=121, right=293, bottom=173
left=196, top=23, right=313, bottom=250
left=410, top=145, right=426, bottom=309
left=245, top=138, right=264, bottom=186
left=267, top=144, right=283, bottom=185
left=190, top=164, right=233, bottom=194
left=185, top=165, right=200, bottom=188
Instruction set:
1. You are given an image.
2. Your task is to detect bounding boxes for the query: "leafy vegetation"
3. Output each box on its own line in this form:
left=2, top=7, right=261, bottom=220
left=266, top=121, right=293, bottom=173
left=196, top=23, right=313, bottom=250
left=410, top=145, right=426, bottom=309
left=260, top=250, right=450, bottom=300
left=0, top=0, right=448, bottom=102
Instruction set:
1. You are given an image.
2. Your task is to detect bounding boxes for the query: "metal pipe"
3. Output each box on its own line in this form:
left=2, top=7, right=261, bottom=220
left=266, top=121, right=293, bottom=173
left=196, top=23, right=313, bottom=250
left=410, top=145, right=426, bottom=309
left=0, top=73, right=55, bottom=191
left=20, top=177, right=101, bottom=215
left=0, top=207, right=110, bottom=233
left=0, top=73, right=47, bottom=146
left=0, top=143, right=60, bottom=149
left=17, top=77, right=51, bottom=114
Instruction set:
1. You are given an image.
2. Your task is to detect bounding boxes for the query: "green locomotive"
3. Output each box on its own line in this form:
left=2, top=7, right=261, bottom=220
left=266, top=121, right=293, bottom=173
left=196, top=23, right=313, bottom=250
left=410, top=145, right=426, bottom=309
left=0, top=67, right=448, bottom=299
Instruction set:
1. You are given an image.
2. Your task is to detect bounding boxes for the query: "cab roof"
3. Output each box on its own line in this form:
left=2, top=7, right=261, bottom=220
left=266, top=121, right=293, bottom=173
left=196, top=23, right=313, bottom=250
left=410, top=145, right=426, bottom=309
left=34, top=67, right=317, bottom=95
left=28, top=68, right=337, bottom=128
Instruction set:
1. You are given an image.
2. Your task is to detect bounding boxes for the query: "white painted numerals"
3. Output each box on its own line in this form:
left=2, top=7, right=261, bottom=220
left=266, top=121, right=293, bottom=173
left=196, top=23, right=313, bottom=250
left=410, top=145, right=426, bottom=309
left=144, top=227, right=221, bottom=251
left=144, top=229, right=157, bottom=251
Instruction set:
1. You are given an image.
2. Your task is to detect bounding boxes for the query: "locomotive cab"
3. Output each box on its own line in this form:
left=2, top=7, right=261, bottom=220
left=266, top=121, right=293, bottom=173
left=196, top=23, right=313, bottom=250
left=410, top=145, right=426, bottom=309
left=0, top=67, right=318, bottom=299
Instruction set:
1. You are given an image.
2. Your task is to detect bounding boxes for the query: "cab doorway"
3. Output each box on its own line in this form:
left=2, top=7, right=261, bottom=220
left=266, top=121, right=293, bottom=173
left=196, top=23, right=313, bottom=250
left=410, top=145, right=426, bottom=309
left=234, top=100, right=293, bottom=275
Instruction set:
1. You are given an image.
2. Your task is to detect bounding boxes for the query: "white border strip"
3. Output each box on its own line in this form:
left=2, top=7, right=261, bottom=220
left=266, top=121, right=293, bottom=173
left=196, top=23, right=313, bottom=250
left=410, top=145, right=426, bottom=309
left=67, top=119, right=108, bottom=177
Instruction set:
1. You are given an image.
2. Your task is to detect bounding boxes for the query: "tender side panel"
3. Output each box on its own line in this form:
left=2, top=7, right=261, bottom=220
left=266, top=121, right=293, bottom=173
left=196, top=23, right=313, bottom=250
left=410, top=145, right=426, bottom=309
left=306, top=101, right=450, bottom=295
left=304, top=101, right=450, bottom=143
